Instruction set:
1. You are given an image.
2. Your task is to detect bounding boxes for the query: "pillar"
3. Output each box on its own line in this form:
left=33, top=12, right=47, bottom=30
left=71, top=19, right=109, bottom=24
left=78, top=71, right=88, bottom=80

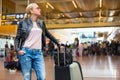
left=0, top=0, right=2, bottom=26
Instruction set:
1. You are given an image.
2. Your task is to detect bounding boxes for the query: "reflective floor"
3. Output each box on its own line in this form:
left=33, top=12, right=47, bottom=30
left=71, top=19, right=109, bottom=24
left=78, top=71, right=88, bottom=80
left=0, top=55, right=120, bottom=80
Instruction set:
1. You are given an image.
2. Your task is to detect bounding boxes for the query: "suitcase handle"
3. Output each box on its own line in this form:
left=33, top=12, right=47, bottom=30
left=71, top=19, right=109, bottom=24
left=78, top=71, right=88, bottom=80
left=57, top=46, right=60, bottom=66
left=57, top=44, right=66, bottom=66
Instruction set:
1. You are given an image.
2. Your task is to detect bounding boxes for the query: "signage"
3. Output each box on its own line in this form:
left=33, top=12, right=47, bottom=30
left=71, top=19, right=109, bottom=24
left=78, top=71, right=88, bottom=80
left=1, top=13, right=24, bottom=25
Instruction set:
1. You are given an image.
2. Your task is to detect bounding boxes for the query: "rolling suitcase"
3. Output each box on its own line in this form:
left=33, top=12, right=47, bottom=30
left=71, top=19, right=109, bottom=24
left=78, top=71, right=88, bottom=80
left=53, top=45, right=84, bottom=80
left=69, top=61, right=84, bottom=80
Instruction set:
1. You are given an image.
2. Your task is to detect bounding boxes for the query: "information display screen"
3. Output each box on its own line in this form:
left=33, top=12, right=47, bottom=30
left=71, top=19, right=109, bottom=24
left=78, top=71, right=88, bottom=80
left=1, top=13, right=24, bottom=25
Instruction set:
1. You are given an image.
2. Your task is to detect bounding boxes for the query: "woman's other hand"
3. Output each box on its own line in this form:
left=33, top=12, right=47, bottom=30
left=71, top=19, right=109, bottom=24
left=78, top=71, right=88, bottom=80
left=18, top=50, right=25, bottom=55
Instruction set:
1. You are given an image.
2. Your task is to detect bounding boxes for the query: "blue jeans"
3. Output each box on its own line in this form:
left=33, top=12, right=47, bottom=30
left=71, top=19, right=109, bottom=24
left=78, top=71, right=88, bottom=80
left=19, top=47, right=46, bottom=80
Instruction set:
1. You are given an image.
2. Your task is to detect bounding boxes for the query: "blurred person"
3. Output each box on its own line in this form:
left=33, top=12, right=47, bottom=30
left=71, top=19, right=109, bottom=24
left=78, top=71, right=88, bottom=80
left=83, top=42, right=88, bottom=55
left=5, top=41, right=10, bottom=57
left=48, top=40, right=55, bottom=58
left=15, top=3, right=59, bottom=80
left=4, top=48, right=19, bottom=71
left=78, top=43, right=84, bottom=56
left=72, top=37, right=79, bottom=56
left=65, top=41, right=70, bottom=47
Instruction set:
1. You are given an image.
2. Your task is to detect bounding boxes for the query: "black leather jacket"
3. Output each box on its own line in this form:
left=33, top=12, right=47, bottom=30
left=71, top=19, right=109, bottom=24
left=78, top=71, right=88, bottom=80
left=15, top=18, right=58, bottom=52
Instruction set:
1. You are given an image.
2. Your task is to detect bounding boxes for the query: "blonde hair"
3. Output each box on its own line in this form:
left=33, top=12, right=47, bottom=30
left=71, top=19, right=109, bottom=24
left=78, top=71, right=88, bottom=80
left=24, top=3, right=37, bottom=19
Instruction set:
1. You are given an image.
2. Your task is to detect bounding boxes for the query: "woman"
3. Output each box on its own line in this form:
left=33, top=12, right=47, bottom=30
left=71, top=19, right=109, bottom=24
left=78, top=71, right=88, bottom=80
left=72, top=37, right=79, bottom=56
left=15, top=3, right=59, bottom=80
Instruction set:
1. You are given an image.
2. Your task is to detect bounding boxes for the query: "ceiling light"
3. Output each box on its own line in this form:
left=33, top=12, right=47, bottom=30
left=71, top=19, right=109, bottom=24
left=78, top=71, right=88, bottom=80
left=108, top=17, right=113, bottom=22
left=99, top=0, right=102, bottom=8
left=99, top=9, right=102, bottom=22
left=72, top=1, right=77, bottom=8
left=79, top=12, right=83, bottom=16
left=46, top=4, right=49, bottom=8
left=109, top=11, right=115, bottom=16
left=62, top=14, right=65, bottom=17
left=99, top=10, right=102, bottom=17
left=47, top=2, right=54, bottom=9
left=58, top=14, right=60, bottom=17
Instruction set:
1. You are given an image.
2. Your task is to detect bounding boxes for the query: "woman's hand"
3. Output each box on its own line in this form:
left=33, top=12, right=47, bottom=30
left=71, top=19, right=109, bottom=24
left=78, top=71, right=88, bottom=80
left=18, top=50, right=25, bottom=55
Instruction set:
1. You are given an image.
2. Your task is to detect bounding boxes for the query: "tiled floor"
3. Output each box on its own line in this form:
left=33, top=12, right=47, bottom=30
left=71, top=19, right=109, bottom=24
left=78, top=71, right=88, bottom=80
left=0, top=55, right=120, bottom=80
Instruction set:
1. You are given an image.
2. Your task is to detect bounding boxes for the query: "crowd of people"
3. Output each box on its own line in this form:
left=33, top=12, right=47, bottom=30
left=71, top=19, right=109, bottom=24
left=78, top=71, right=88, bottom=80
left=78, top=40, right=120, bottom=56
left=44, top=37, right=120, bottom=57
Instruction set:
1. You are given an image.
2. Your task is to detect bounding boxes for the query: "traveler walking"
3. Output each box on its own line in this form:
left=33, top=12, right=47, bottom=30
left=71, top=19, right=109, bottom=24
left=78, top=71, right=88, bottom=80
left=15, top=3, right=59, bottom=80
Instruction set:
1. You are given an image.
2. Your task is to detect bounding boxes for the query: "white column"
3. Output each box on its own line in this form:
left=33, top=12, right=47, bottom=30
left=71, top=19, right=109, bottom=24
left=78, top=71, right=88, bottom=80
left=0, top=0, right=2, bottom=26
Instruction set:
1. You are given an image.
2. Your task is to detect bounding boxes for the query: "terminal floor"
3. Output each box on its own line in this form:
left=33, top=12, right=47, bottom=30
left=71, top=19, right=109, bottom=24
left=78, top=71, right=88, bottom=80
left=0, top=55, right=120, bottom=80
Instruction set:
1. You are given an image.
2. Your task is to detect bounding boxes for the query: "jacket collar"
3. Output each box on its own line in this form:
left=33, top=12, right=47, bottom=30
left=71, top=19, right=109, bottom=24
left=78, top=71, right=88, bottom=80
left=26, top=17, right=42, bottom=29
left=27, top=17, right=41, bottom=25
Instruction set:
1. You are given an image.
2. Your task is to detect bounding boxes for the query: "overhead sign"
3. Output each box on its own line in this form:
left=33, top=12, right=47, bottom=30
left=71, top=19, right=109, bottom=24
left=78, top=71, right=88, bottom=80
left=1, top=13, right=24, bottom=25
left=2, top=13, right=24, bottom=20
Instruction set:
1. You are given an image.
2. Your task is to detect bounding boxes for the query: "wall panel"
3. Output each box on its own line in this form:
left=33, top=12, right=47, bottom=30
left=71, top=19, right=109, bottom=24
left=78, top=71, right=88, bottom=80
left=2, top=0, right=15, bottom=13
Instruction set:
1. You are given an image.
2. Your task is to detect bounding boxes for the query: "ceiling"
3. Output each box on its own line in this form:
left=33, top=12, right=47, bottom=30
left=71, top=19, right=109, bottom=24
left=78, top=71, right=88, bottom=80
left=10, top=0, right=120, bottom=24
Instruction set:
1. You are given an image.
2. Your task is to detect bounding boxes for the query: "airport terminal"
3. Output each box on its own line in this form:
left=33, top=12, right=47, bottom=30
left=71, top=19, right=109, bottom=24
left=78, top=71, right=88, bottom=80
left=0, top=0, right=120, bottom=80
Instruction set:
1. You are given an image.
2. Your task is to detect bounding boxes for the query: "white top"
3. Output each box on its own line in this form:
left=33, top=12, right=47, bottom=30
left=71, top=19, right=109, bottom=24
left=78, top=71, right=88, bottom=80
left=23, top=22, right=42, bottom=49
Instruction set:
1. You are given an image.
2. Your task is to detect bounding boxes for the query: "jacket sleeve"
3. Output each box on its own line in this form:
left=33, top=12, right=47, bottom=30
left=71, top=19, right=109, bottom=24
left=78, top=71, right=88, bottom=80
left=43, top=22, right=59, bottom=45
left=15, top=21, right=22, bottom=52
